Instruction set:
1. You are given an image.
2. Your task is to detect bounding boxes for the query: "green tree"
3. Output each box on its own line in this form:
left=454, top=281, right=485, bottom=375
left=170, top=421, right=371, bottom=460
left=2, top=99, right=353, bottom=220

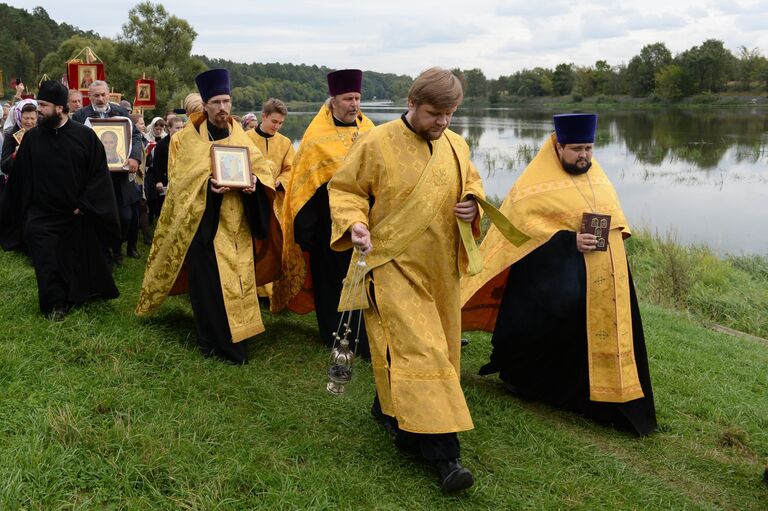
left=552, top=63, right=574, bottom=96
left=654, top=64, right=692, bottom=100
left=625, top=42, right=672, bottom=96
left=676, top=39, right=736, bottom=93
left=736, top=46, right=766, bottom=91
left=115, top=1, right=205, bottom=113
left=462, top=68, right=488, bottom=98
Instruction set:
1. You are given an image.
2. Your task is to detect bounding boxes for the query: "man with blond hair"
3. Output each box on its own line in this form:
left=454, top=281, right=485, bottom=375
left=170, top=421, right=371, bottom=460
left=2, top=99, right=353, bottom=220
left=328, top=67, right=484, bottom=493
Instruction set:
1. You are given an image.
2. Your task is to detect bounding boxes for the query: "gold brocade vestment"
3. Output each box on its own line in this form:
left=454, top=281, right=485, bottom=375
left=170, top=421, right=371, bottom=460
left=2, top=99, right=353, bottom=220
left=329, top=120, right=484, bottom=434
left=270, top=104, right=374, bottom=313
left=135, top=113, right=281, bottom=342
left=245, top=128, right=295, bottom=222
left=461, top=134, right=644, bottom=403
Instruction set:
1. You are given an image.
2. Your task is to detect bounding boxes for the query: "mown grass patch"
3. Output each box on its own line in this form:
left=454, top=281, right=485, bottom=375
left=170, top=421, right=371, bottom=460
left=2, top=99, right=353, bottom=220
left=0, top=248, right=765, bottom=509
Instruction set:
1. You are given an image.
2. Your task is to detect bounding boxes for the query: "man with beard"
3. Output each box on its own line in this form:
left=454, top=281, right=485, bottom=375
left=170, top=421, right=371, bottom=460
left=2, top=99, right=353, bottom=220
left=136, top=69, right=280, bottom=365
left=0, top=81, right=120, bottom=319
left=461, top=113, right=657, bottom=436
left=272, top=69, right=374, bottom=356
left=73, top=80, right=143, bottom=265
left=329, top=68, right=484, bottom=492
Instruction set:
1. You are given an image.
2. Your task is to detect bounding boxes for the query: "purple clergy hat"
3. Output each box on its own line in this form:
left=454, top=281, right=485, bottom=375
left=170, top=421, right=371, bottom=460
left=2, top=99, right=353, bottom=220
left=37, top=80, right=68, bottom=106
left=195, top=69, right=231, bottom=103
left=327, top=69, right=363, bottom=96
left=553, top=113, right=598, bottom=144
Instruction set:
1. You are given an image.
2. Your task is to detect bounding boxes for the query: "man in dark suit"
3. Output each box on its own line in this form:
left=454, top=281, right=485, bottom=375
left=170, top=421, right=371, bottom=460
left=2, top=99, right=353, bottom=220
left=73, top=80, right=144, bottom=264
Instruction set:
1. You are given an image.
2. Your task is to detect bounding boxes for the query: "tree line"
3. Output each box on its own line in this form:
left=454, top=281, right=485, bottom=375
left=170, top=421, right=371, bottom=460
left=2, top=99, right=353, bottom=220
left=3, top=2, right=767, bottom=114
left=458, top=41, right=768, bottom=102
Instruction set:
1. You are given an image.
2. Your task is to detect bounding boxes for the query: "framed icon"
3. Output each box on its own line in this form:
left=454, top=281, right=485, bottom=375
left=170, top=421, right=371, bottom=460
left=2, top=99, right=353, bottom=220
left=67, top=62, right=106, bottom=106
left=13, top=128, right=25, bottom=145
left=210, top=145, right=252, bottom=189
left=88, top=118, right=132, bottom=172
left=134, top=79, right=156, bottom=108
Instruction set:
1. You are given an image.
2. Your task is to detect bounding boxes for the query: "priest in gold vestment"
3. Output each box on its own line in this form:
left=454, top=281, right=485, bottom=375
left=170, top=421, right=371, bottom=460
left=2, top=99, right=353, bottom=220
left=461, top=114, right=657, bottom=435
left=329, top=68, right=483, bottom=493
left=271, top=69, right=374, bottom=355
left=246, top=98, right=295, bottom=301
left=135, top=69, right=280, bottom=364
left=245, top=98, right=294, bottom=221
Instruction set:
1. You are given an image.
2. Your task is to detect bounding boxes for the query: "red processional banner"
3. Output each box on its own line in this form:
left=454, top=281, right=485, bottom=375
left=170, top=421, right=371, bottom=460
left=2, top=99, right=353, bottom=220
left=134, top=78, right=156, bottom=109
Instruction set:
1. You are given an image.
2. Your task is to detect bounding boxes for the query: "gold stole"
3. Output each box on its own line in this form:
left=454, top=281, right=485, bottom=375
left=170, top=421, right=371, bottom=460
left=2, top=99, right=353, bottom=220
left=338, top=133, right=473, bottom=310
left=461, top=134, right=643, bottom=403
left=271, top=105, right=374, bottom=312
left=136, top=114, right=277, bottom=342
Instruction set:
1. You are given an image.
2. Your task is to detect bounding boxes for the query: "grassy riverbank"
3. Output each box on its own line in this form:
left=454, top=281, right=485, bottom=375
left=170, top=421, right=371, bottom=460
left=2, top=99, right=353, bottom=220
left=627, top=230, right=768, bottom=339
left=0, top=241, right=766, bottom=509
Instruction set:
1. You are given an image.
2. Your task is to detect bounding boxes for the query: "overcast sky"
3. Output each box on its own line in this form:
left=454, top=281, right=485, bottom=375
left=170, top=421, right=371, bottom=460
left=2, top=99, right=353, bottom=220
left=6, top=1, right=768, bottom=78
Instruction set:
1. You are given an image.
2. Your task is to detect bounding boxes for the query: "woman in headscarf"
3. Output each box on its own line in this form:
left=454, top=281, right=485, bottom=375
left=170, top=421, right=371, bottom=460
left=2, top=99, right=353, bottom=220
left=1, top=98, right=38, bottom=178
left=241, top=112, right=258, bottom=131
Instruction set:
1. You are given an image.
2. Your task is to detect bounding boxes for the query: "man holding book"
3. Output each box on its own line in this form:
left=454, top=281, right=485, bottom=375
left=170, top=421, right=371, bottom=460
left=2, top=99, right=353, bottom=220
left=461, top=113, right=658, bottom=436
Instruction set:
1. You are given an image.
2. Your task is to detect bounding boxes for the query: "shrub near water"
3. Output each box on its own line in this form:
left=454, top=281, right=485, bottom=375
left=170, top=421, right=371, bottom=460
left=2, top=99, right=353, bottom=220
left=627, top=229, right=768, bottom=338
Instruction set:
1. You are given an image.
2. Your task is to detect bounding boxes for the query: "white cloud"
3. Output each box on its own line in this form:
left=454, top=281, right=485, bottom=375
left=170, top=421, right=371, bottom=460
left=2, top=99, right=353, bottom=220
left=3, top=0, right=767, bottom=79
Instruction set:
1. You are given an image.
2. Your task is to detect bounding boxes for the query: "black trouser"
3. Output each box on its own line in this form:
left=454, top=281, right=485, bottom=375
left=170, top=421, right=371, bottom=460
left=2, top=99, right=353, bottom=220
left=126, top=200, right=140, bottom=251
left=372, top=395, right=460, bottom=462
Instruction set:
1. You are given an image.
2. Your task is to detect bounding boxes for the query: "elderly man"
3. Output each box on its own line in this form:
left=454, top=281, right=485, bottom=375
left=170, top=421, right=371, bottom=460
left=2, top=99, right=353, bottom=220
left=273, top=69, right=374, bottom=355
left=136, top=69, right=280, bottom=365
left=329, top=67, right=484, bottom=493
left=73, top=80, right=143, bottom=265
left=461, top=113, right=657, bottom=436
left=0, top=81, right=120, bottom=319
left=67, top=90, right=83, bottom=117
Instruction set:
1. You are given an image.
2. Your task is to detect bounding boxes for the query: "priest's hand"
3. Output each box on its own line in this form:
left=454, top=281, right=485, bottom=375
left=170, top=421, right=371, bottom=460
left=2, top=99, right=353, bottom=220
left=73, top=208, right=82, bottom=215
left=127, top=158, right=139, bottom=173
left=210, top=178, right=230, bottom=194
left=454, top=198, right=478, bottom=222
left=241, top=174, right=257, bottom=195
left=576, top=232, right=598, bottom=253
left=351, top=222, right=372, bottom=255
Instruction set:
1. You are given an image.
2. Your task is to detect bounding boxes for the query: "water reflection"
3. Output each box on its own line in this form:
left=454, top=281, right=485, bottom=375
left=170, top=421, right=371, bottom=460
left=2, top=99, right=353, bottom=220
left=279, top=107, right=768, bottom=254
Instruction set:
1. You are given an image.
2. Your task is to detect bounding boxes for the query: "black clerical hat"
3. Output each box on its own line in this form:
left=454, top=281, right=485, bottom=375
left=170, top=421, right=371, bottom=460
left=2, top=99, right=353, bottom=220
left=327, top=69, right=362, bottom=96
left=553, top=114, right=598, bottom=144
left=37, top=80, right=68, bottom=106
left=195, top=69, right=231, bottom=103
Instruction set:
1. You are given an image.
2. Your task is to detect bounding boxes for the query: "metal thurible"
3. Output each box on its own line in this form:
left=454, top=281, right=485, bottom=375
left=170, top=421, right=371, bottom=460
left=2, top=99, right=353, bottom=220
left=326, top=252, right=367, bottom=395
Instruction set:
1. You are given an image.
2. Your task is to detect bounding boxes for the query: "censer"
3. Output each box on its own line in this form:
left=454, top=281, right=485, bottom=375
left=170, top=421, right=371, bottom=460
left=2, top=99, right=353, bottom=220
left=326, top=252, right=367, bottom=395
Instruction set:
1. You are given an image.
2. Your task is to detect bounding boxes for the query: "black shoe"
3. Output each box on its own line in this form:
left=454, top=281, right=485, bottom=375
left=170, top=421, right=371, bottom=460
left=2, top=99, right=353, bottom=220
left=763, top=466, right=768, bottom=487
left=502, top=379, right=521, bottom=396
left=127, top=247, right=140, bottom=259
left=143, top=236, right=152, bottom=246
left=436, top=459, right=474, bottom=493
left=48, top=304, right=68, bottom=321
left=371, top=400, right=398, bottom=435
left=460, top=337, right=470, bottom=347
left=113, top=253, right=124, bottom=266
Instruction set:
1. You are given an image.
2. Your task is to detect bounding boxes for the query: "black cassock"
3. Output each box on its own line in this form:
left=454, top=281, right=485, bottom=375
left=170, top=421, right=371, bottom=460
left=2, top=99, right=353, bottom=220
left=294, top=184, right=370, bottom=358
left=481, top=230, right=658, bottom=436
left=0, top=120, right=120, bottom=313
left=186, top=121, right=271, bottom=365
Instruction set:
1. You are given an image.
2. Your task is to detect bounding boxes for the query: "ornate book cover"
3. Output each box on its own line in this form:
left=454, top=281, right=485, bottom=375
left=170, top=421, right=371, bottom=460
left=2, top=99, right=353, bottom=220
left=580, top=212, right=611, bottom=251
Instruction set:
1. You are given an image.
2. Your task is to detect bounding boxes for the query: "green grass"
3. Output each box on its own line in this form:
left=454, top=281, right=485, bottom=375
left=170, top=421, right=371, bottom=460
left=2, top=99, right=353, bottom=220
left=627, top=230, right=768, bottom=338
left=0, top=248, right=766, bottom=509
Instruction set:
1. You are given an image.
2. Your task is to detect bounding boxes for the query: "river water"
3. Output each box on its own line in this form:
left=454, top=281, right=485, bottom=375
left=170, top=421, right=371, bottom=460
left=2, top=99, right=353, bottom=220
left=276, top=107, right=768, bottom=255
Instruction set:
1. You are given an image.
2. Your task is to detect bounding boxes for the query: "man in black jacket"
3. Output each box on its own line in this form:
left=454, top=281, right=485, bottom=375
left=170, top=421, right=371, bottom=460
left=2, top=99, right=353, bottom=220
left=72, top=80, right=143, bottom=265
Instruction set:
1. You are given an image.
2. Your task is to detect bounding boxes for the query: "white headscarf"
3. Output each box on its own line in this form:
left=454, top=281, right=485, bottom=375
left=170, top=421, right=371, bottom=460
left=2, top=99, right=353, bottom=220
left=146, top=116, right=166, bottom=142
left=3, top=98, right=37, bottom=132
